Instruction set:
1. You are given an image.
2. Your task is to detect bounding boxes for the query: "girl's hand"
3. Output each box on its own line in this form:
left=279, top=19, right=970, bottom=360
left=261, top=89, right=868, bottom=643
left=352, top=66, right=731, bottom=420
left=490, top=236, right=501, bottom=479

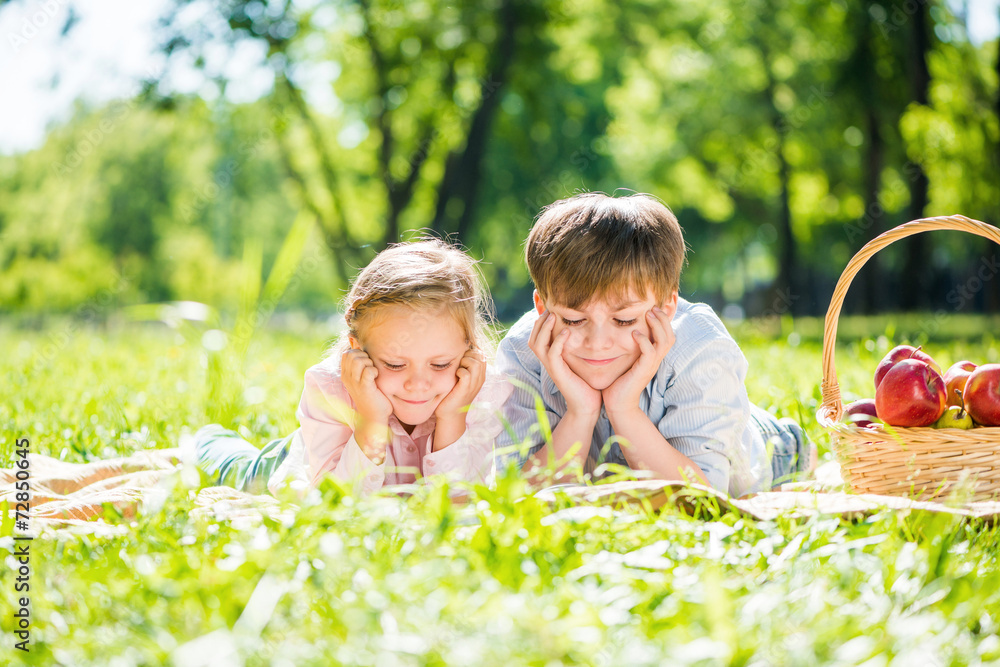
left=434, top=348, right=487, bottom=424
left=529, top=310, right=602, bottom=418
left=603, top=307, right=675, bottom=419
left=432, top=349, right=487, bottom=450
left=341, top=349, right=392, bottom=462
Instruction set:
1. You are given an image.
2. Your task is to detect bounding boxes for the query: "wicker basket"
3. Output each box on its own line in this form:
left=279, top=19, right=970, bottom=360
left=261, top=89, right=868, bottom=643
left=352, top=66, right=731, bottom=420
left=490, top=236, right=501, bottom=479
left=817, top=214, right=1000, bottom=501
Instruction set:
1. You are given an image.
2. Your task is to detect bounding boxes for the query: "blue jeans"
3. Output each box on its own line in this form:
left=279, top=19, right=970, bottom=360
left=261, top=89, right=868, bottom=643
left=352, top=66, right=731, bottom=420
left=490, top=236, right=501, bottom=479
left=193, top=424, right=292, bottom=494
left=749, top=404, right=813, bottom=487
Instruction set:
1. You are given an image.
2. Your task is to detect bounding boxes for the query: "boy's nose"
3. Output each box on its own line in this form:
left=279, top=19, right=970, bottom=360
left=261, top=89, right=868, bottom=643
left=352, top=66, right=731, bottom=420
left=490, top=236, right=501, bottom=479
left=582, top=324, right=615, bottom=350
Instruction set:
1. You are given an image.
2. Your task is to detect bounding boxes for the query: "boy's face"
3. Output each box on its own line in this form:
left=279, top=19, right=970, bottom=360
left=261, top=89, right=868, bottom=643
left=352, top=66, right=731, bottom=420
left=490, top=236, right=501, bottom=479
left=534, top=288, right=678, bottom=391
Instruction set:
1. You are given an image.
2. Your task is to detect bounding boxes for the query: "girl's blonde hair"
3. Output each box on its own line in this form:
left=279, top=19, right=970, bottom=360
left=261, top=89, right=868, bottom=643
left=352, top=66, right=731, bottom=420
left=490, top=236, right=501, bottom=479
left=331, top=238, right=495, bottom=356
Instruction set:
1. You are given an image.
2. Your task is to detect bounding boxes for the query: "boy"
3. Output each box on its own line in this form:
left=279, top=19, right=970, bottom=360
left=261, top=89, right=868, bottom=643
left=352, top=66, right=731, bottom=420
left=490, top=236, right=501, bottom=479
left=495, top=192, right=811, bottom=497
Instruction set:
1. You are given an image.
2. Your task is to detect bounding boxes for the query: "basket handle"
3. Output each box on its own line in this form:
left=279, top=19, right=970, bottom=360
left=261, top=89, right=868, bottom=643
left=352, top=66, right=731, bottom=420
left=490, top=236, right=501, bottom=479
left=818, top=214, right=1000, bottom=425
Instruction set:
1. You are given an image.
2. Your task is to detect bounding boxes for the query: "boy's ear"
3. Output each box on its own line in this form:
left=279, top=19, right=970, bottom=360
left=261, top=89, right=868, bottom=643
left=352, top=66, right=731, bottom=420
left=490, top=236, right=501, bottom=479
left=660, top=291, right=679, bottom=320
left=348, top=335, right=362, bottom=350
left=533, top=290, right=546, bottom=314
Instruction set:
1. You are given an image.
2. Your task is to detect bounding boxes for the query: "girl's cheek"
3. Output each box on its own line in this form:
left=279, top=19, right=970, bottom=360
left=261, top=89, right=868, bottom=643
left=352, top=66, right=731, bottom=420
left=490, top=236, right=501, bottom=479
left=373, top=375, right=392, bottom=395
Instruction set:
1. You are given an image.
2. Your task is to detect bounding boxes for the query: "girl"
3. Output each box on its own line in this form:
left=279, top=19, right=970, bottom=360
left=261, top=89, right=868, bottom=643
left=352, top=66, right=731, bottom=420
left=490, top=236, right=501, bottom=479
left=190, top=239, right=513, bottom=496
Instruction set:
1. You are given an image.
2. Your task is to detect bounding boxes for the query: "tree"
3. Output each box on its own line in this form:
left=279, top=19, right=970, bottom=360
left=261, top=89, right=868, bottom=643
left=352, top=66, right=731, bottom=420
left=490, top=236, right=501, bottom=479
left=899, top=0, right=934, bottom=310
left=157, top=0, right=551, bottom=287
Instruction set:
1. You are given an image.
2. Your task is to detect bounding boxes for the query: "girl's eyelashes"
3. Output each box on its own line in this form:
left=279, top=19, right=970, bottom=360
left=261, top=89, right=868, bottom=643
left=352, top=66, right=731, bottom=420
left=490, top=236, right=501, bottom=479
left=381, top=361, right=455, bottom=370
left=561, top=317, right=584, bottom=326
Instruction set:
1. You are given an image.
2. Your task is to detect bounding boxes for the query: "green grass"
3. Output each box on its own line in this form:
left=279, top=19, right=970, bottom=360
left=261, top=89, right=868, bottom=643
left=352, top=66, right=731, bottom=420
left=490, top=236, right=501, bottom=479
left=3, top=320, right=1000, bottom=666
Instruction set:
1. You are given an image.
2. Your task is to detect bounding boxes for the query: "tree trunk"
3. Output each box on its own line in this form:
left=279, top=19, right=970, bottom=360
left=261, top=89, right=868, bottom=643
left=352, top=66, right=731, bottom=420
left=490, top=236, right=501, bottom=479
left=858, top=1, right=884, bottom=314
left=749, top=16, right=800, bottom=316
left=774, top=126, right=799, bottom=314
left=900, top=2, right=932, bottom=310
left=995, top=14, right=1000, bottom=212
left=992, top=26, right=1000, bottom=311
left=860, top=107, right=884, bottom=313
left=274, top=74, right=360, bottom=281
left=432, top=0, right=518, bottom=241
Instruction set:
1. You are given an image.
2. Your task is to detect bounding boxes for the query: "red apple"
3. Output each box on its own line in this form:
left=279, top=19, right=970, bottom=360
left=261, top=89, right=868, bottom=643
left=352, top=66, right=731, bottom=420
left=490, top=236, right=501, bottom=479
left=843, top=399, right=879, bottom=428
left=942, top=360, right=977, bottom=408
left=875, top=359, right=947, bottom=427
left=964, top=363, right=1000, bottom=426
left=874, top=345, right=941, bottom=389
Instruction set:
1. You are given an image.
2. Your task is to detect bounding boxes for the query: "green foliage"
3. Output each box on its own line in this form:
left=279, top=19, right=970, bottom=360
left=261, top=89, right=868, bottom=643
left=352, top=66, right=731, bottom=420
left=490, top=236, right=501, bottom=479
left=0, top=98, right=303, bottom=313
left=901, top=35, right=1000, bottom=218
left=1, top=0, right=996, bottom=318
left=3, top=323, right=1000, bottom=665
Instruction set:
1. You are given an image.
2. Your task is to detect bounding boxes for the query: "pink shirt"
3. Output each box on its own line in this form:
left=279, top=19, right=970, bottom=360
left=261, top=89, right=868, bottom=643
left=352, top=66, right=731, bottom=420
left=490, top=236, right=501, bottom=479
left=270, top=354, right=512, bottom=495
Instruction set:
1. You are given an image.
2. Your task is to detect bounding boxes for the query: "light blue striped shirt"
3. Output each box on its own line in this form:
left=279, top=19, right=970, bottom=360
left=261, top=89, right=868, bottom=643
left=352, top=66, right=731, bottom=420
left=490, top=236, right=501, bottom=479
left=495, top=298, right=771, bottom=497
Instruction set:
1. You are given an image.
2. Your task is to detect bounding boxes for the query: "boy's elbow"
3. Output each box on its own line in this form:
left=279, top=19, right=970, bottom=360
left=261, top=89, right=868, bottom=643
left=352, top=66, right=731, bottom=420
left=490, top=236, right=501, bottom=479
left=688, top=456, right=728, bottom=494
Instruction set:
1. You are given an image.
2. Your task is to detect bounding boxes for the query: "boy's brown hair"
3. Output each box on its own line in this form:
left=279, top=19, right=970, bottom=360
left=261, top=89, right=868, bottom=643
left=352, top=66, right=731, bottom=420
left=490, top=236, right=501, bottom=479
left=526, top=192, right=687, bottom=309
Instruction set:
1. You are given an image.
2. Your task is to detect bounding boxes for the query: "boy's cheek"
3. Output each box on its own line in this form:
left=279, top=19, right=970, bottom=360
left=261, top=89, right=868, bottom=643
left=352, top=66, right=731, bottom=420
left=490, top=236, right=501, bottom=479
left=549, top=320, right=566, bottom=339
left=548, top=320, right=566, bottom=343
left=624, top=323, right=647, bottom=348
left=563, top=328, right=585, bottom=351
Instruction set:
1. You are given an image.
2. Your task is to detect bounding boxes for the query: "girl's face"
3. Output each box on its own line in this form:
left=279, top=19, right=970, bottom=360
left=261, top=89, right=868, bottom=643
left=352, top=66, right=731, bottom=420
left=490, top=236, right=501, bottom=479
left=354, top=304, right=468, bottom=429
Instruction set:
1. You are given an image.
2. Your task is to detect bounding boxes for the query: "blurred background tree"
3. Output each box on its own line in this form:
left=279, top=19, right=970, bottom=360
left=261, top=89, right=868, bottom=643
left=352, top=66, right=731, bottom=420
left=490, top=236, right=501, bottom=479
left=0, top=0, right=996, bottom=321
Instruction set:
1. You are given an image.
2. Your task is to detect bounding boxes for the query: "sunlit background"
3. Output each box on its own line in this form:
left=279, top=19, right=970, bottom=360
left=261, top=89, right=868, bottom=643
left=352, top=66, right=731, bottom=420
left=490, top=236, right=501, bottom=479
left=1, top=0, right=998, bottom=321
left=3, top=9, right=1000, bottom=664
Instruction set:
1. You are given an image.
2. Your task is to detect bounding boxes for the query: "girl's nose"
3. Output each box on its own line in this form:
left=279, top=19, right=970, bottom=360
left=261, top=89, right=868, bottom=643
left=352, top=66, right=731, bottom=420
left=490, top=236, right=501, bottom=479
left=404, top=370, right=431, bottom=391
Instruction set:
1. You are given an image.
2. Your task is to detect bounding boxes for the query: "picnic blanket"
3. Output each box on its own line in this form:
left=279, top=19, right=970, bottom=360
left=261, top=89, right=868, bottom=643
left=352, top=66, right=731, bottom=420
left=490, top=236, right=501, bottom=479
left=534, top=478, right=1000, bottom=523
left=3, top=453, right=999, bottom=538
left=0, top=449, right=293, bottom=536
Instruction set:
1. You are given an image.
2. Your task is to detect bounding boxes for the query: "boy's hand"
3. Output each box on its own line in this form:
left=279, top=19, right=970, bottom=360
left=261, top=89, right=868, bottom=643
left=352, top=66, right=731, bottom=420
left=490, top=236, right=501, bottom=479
left=433, top=349, right=487, bottom=450
left=529, top=310, right=602, bottom=417
left=603, top=307, right=676, bottom=418
left=341, top=349, right=392, bottom=462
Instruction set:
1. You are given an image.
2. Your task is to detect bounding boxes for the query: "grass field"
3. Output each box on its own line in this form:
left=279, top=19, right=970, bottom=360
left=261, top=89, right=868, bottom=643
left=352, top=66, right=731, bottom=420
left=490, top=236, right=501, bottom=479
left=3, top=316, right=1000, bottom=666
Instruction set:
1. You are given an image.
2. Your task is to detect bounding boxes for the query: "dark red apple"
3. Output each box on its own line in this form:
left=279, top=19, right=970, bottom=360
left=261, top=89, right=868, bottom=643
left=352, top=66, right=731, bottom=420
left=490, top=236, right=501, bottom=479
left=843, top=399, right=879, bottom=428
left=875, top=359, right=947, bottom=427
left=942, top=360, right=977, bottom=408
left=964, top=364, right=1000, bottom=426
left=874, top=345, right=941, bottom=389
